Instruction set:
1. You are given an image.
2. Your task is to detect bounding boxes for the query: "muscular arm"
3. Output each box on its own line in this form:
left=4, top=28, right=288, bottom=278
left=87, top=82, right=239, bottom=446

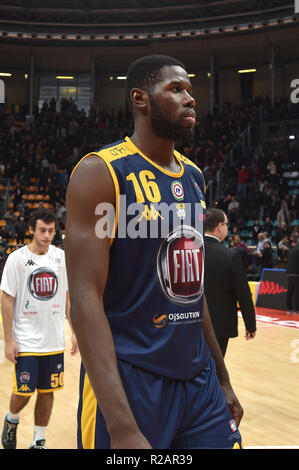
left=64, top=155, right=151, bottom=449
left=65, top=291, right=78, bottom=356
left=1, top=291, right=18, bottom=363
left=202, top=295, right=244, bottom=426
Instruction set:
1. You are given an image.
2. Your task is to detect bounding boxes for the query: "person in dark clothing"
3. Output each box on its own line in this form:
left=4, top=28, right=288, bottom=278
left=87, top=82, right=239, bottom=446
left=204, top=208, right=257, bottom=357
left=286, top=239, right=299, bottom=314
left=259, top=240, right=274, bottom=269
left=15, top=216, right=26, bottom=245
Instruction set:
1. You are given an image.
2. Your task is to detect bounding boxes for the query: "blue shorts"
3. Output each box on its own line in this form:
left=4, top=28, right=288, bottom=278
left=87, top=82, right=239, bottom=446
left=77, top=357, right=242, bottom=449
left=13, top=352, right=64, bottom=396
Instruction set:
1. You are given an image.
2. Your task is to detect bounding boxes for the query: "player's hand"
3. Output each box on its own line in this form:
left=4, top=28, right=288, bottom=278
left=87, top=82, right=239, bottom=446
left=5, top=339, right=18, bottom=363
left=245, top=331, right=256, bottom=340
left=221, top=383, right=244, bottom=428
left=110, top=428, right=152, bottom=449
left=70, top=332, right=79, bottom=355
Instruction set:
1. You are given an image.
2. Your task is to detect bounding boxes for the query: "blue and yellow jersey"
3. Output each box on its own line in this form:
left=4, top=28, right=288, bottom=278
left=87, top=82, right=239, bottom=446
left=73, top=136, right=210, bottom=380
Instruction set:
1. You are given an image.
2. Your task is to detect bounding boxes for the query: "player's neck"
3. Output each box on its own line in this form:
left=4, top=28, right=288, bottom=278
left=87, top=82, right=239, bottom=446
left=205, top=233, right=222, bottom=242
left=28, top=240, right=50, bottom=256
left=130, top=129, right=180, bottom=173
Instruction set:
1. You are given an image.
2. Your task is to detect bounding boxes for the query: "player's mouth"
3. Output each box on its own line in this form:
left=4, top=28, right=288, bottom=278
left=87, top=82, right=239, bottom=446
left=183, top=111, right=196, bottom=125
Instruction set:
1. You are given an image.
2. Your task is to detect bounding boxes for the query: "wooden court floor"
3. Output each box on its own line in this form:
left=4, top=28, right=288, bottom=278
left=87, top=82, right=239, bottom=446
left=1, top=310, right=299, bottom=449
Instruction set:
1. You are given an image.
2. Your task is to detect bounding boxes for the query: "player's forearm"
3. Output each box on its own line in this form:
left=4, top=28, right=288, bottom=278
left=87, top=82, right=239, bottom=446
left=65, top=291, right=74, bottom=331
left=1, top=294, right=15, bottom=342
left=202, top=295, right=231, bottom=386
left=70, top=295, right=139, bottom=436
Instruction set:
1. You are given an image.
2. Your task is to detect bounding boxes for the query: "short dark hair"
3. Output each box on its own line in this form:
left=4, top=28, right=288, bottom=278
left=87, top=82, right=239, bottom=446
left=205, top=208, right=226, bottom=232
left=28, top=208, right=58, bottom=231
left=126, top=54, right=186, bottom=107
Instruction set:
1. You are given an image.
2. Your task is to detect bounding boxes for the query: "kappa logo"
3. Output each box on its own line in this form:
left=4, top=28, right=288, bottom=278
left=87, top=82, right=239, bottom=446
left=25, top=259, right=36, bottom=266
left=137, top=204, right=164, bottom=222
left=18, top=384, right=31, bottom=392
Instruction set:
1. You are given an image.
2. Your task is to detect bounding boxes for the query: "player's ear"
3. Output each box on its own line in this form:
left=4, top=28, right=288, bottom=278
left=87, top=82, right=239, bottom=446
left=130, top=88, right=148, bottom=111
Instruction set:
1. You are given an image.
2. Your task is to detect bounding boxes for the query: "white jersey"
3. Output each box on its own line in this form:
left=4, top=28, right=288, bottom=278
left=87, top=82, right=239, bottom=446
left=1, top=244, right=68, bottom=353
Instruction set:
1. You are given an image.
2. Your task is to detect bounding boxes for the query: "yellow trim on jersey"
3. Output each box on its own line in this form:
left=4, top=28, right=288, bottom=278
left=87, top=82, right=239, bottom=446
left=70, top=153, right=96, bottom=179
left=17, top=351, right=64, bottom=357
left=125, top=137, right=185, bottom=178
left=13, top=390, right=35, bottom=396
left=81, top=372, right=97, bottom=449
left=71, top=152, right=120, bottom=247
left=37, top=387, right=64, bottom=393
left=175, top=152, right=206, bottom=194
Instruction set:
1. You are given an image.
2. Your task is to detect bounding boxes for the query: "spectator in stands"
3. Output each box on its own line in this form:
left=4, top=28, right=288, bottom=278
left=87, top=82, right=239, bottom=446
left=278, top=235, right=291, bottom=263
left=263, top=216, right=274, bottom=237
left=277, top=200, right=291, bottom=229
left=253, top=232, right=268, bottom=276
left=230, top=234, right=254, bottom=275
left=13, top=183, right=23, bottom=210
left=4, top=210, right=17, bottom=242
left=0, top=225, right=9, bottom=245
left=288, top=194, right=299, bottom=221
left=263, top=186, right=279, bottom=221
left=237, top=165, right=250, bottom=199
left=227, top=195, right=240, bottom=224
left=259, top=240, right=274, bottom=270
left=15, top=216, right=26, bottom=245
left=291, top=225, right=299, bottom=241
left=37, top=167, right=49, bottom=193
left=245, top=183, right=263, bottom=221
left=55, top=201, right=67, bottom=226
left=256, top=232, right=266, bottom=255
left=275, top=220, right=291, bottom=247
left=266, top=160, right=279, bottom=189
left=250, top=219, right=262, bottom=242
left=58, top=169, right=69, bottom=187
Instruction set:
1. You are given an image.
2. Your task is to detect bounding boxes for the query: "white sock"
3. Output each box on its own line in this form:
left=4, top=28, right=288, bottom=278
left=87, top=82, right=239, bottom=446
left=33, top=425, right=47, bottom=443
left=7, top=411, right=19, bottom=423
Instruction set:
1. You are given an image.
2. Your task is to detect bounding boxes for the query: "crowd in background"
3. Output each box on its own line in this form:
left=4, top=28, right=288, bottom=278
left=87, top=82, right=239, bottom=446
left=0, top=95, right=298, bottom=280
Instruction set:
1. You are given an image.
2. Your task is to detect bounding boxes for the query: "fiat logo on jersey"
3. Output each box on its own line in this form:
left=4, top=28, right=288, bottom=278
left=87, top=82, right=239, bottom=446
left=171, top=181, right=184, bottom=201
left=156, top=225, right=204, bottom=305
left=28, top=267, right=58, bottom=301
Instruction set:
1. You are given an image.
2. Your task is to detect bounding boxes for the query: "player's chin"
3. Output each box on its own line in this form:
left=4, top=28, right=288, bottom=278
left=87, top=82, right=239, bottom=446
left=179, top=127, right=195, bottom=145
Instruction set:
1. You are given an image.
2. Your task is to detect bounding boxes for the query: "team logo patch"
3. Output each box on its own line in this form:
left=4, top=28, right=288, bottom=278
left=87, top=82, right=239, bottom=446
left=20, top=371, right=30, bottom=383
left=156, top=225, right=204, bottom=305
left=28, top=267, right=58, bottom=301
left=229, top=419, right=238, bottom=432
left=171, top=181, right=184, bottom=201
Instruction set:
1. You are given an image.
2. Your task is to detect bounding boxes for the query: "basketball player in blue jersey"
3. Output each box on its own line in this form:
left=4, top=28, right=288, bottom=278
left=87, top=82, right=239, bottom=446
left=65, top=55, right=244, bottom=449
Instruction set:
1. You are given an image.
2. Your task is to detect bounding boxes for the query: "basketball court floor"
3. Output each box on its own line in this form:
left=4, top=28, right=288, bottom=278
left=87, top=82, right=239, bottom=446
left=1, top=308, right=299, bottom=450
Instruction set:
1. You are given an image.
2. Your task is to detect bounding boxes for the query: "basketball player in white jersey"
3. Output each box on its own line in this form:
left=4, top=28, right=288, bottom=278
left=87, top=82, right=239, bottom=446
left=1, top=208, right=78, bottom=449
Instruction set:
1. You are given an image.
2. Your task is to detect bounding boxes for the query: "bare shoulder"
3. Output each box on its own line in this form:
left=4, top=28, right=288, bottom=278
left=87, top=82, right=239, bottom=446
left=67, top=154, right=115, bottom=209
